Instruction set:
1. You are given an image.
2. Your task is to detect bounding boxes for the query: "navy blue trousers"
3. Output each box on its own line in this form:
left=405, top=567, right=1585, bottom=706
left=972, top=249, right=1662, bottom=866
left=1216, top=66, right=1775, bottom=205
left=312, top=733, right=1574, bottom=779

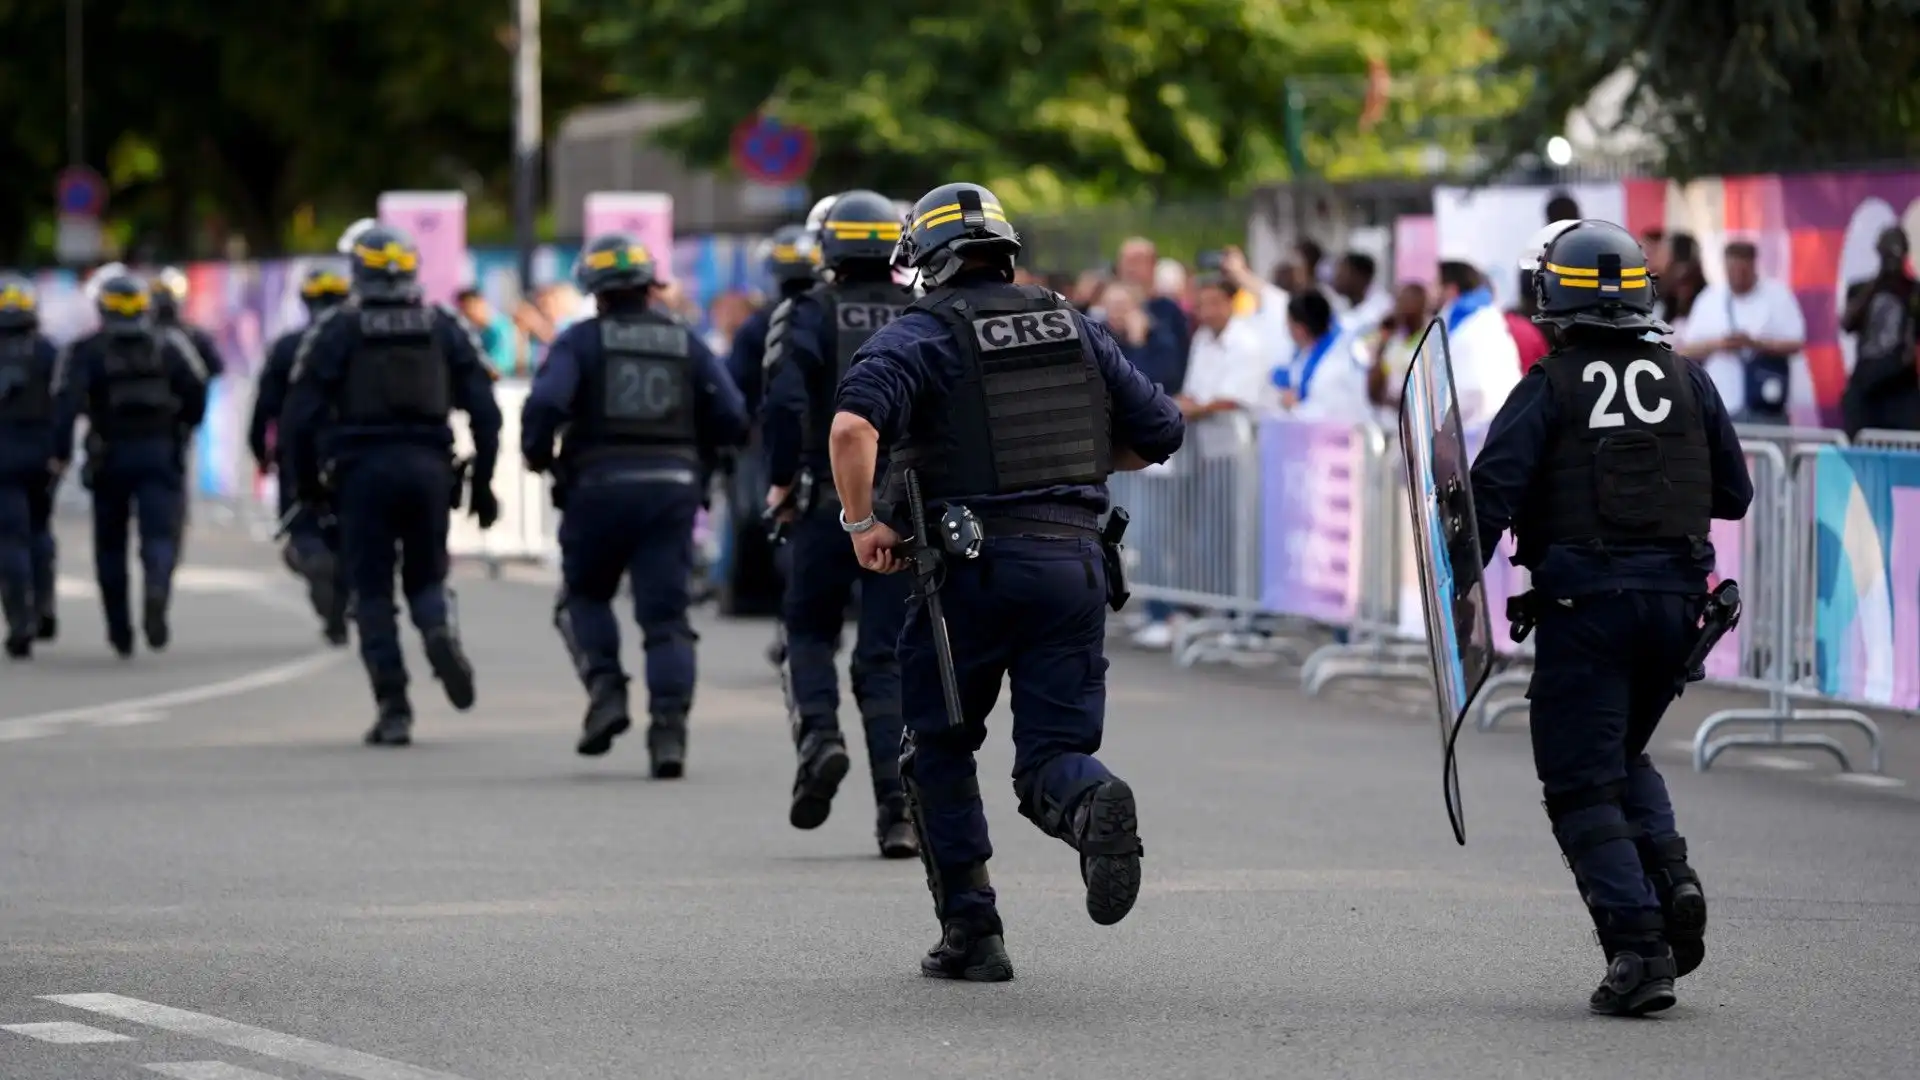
left=90, top=455, right=183, bottom=641
left=0, top=474, right=36, bottom=638
left=1527, top=590, right=1697, bottom=929
left=555, top=475, right=700, bottom=716
left=335, top=448, right=454, bottom=684
left=782, top=508, right=909, bottom=803
left=26, top=468, right=54, bottom=617
left=900, top=535, right=1117, bottom=921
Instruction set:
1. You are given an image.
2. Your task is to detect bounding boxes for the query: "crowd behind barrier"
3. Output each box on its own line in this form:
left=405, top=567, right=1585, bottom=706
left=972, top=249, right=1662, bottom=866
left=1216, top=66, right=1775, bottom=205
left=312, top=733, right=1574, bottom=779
left=1112, top=413, right=1913, bottom=775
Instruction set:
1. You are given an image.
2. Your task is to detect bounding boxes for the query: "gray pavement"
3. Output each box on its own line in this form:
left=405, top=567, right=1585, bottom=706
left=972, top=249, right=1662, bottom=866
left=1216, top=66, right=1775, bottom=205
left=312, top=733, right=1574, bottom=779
left=4, top=511, right=1920, bottom=1080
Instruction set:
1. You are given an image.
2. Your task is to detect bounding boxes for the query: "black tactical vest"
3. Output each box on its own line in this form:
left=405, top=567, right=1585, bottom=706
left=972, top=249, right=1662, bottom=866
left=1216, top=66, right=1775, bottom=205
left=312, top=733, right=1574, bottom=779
left=567, top=314, right=697, bottom=461
left=804, top=281, right=911, bottom=453
left=96, top=334, right=179, bottom=439
left=1520, top=342, right=1713, bottom=558
left=0, top=332, right=51, bottom=425
left=341, top=305, right=451, bottom=425
left=892, top=284, right=1111, bottom=500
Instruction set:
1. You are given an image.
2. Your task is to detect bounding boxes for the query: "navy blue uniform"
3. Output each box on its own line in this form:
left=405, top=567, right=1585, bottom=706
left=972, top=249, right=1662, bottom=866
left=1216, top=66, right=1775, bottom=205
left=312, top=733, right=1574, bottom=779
left=764, top=283, right=916, bottom=837
left=283, top=302, right=500, bottom=701
left=251, top=327, right=349, bottom=639
left=727, top=301, right=777, bottom=418
left=522, top=304, right=749, bottom=749
left=836, top=282, right=1184, bottom=925
left=0, top=328, right=61, bottom=651
left=1470, top=341, right=1751, bottom=968
left=166, top=321, right=226, bottom=381
left=54, top=328, right=208, bottom=651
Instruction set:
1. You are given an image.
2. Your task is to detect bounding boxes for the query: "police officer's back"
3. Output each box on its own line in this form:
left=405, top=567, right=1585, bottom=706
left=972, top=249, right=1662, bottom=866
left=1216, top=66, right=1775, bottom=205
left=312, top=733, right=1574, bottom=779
left=0, top=274, right=61, bottom=658
left=55, top=273, right=208, bottom=657
left=152, top=267, right=226, bottom=380
left=730, top=224, right=821, bottom=416
left=828, top=182, right=1185, bottom=980
left=1469, top=219, right=1753, bottom=1016
left=522, top=233, right=748, bottom=774
left=283, top=224, right=502, bottom=746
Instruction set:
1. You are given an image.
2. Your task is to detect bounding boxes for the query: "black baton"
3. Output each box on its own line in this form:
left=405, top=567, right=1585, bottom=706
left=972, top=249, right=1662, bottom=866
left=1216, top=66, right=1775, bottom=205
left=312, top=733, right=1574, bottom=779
left=903, top=468, right=965, bottom=729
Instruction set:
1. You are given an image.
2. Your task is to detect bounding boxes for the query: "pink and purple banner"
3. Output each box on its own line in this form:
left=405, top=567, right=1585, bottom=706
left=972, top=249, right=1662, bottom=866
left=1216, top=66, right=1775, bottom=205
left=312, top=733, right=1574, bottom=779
left=583, top=192, right=675, bottom=282
left=1258, top=417, right=1363, bottom=622
left=377, top=190, right=468, bottom=307
left=1812, top=446, right=1920, bottom=708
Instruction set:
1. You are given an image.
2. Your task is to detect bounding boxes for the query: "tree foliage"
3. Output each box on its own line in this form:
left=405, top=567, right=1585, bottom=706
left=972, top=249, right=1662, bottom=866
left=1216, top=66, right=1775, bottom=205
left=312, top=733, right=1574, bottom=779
left=1485, top=0, right=1920, bottom=178
left=560, top=0, right=1515, bottom=210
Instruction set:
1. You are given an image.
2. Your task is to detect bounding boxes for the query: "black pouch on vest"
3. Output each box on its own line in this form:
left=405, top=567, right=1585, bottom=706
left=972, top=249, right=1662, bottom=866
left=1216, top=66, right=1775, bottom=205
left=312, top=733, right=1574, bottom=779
left=1593, top=431, right=1670, bottom=530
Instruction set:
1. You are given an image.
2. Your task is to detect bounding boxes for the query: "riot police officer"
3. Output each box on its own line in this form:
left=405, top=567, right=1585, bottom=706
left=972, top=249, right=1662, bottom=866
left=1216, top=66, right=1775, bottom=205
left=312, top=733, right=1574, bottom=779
left=282, top=225, right=501, bottom=746
left=762, top=191, right=918, bottom=856
left=522, top=233, right=749, bottom=775
left=0, top=274, right=61, bottom=658
left=828, top=183, right=1185, bottom=980
left=731, top=225, right=824, bottom=416
left=152, top=267, right=225, bottom=558
left=53, top=273, right=208, bottom=656
left=248, top=262, right=353, bottom=644
left=1469, top=219, right=1753, bottom=1016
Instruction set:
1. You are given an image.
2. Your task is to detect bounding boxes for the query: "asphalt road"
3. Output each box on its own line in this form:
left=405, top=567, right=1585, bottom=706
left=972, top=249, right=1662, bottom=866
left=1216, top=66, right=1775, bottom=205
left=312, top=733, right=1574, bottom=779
left=4, top=510, right=1919, bottom=1080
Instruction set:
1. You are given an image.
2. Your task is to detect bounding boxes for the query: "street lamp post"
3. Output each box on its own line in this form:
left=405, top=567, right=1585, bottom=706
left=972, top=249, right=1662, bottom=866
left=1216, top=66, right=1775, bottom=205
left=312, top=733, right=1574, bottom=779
left=512, top=0, right=542, bottom=298
left=67, top=0, right=83, bottom=166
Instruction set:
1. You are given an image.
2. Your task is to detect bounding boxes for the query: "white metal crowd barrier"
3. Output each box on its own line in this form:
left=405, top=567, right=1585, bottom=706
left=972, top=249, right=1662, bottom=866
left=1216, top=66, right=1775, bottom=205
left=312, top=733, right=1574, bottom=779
left=1114, top=413, right=1908, bottom=775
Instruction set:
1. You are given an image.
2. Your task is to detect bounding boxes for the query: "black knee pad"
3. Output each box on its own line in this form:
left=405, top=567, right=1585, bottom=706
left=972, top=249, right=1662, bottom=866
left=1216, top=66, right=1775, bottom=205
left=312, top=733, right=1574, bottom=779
left=1012, top=764, right=1104, bottom=842
left=1542, top=781, right=1642, bottom=886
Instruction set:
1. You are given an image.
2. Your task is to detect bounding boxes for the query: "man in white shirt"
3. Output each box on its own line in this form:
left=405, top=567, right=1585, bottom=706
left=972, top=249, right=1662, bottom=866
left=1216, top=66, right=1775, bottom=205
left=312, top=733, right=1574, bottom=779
left=1330, top=252, right=1393, bottom=338
left=1678, top=241, right=1807, bottom=422
left=1436, top=260, right=1522, bottom=431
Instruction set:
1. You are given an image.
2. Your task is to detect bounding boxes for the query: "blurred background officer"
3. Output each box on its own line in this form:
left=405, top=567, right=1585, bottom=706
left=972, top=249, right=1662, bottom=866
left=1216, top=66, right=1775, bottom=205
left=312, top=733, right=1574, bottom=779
left=54, top=272, right=207, bottom=657
left=151, top=266, right=225, bottom=558
left=0, top=274, right=61, bottom=658
left=283, top=224, right=501, bottom=747
left=731, top=225, right=822, bottom=420
left=248, top=262, right=353, bottom=644
left=828, top=182, right=1185, bottom=980
left=762, top=190, right=918, bottom=857
left=522, top=234, right=748, bottom=775
left=1469, top=219, right=1753, bottom=1016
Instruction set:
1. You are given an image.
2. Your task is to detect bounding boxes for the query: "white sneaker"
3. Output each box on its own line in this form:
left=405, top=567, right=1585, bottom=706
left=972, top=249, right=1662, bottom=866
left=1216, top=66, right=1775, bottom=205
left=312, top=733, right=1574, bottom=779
left=1131, top=622, right=1174, bottom=650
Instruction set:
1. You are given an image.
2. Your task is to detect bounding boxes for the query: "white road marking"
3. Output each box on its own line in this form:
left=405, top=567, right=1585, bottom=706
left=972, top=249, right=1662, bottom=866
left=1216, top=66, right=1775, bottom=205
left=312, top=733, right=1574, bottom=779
left=1748, top=755, right=1817, bottom=771
left=1833, top=773, right=1908, bottom=789
left=55, top=571, right=312, bottom=616
left=146, top=1063, right=292, bottom=1080
left=0, top=651, right=344, bottom=741
left=44, top=994, right=477, bottom=1080
left=1, top=1020, right=135, bottom=1043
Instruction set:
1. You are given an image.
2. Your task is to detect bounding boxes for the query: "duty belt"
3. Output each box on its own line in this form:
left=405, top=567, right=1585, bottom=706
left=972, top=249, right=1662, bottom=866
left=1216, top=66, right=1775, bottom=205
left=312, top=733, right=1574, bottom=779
left=974, top=504, right=1100, bottom=540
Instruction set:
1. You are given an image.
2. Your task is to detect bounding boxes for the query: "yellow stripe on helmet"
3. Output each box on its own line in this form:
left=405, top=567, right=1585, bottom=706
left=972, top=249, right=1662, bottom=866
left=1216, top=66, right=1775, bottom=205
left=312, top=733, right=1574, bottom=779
left=583, top=244, right=652, bottom=272
left=301, top=272, right=350, bottom=297
left=353, top=242, right=420, bottom=272
left=0, top=285, right=35, bottom=311
left=910, top=202, right=1007, bottom=232
left=99, top=290, right=150, bottom=316
left=825, top=221, right=904, bottom=241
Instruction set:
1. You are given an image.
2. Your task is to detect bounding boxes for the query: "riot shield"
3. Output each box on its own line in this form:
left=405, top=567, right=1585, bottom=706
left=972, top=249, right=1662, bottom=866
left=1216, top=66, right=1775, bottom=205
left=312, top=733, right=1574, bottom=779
left=1397, top=317, right=1493, bottom=845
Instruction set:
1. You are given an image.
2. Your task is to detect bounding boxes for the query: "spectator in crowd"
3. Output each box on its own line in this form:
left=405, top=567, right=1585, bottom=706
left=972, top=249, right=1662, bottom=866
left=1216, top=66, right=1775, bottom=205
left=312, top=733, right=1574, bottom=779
left=1656, top=256, right=1707, bottom=334
left=1091, top=280, right=1185, bottom=393
left=1273, top=238, right=1326, bottom=294
left=1545, top=191, right=1581, bottom=224
left=1118, top=237, right=1192, bottom=345
left=1506, top=270, right=1551, bottom=372
left=1154, top=257, right=1191, bottom=314
left=1640, top=227, right=1669, bottom=276
left=705, top=290, right=754, bottom=356
left=1274, top=289, right=1371, bottom=423
left=455, top=287, right=517, bottom=377
left=1329, top=251, right=1392, bottom=336
left=1070, top=268, right=1110, bottom=310
left=1679, top=240, right=1806, bottom=423
left=1366, top=282, right=1433, bottom=415
left=1840, top=226, right=1920, bottom=435
left=1435, top=259, right=1522, bottom=429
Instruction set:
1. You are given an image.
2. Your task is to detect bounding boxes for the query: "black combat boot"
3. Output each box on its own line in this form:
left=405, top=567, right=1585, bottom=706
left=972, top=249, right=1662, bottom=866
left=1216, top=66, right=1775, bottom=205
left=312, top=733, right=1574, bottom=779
left=576, top=674, right=631, bottom=757
left=876, top=798, right=918, bottom=859
left=36, top=612, right=56, bottom=641
left=789, top=729, right=851, bottom=829
left=1589, top=910, right=1677, bottom=1017
left=921, top=911, right=1014, bottom=982
left=423, top=625, right=476, bottom=711
left=107, top=623, right=135, bottom=658
left=1638, top=836, right=1707, bottom=977
left=647, top=712, right=688, bottom=779
left=365, top=677, right=414, bottom=747
left=1072, top=779, right=1145, bottom=927
left=3, top=582, right=34, bottom=659
left=142, top=585, right=170, bottom=651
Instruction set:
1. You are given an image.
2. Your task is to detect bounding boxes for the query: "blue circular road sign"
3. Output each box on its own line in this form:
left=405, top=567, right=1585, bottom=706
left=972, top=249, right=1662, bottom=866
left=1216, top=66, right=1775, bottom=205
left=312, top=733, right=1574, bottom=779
left=730, top=115, right=816, bottom=185
left=56, top=166, right=108, bottom=218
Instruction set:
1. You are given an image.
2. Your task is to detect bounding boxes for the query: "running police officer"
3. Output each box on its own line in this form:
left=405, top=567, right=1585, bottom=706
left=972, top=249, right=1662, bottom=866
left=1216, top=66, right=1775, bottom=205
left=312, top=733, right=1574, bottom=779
left=1470, top=219, right=1753, bottom=1016
left=829, top=183, right=1185, bottom=980
left=762, top=190, right=917, bottom=857
left=522, top=233, right=749, bottom=775
left=0, top=274, right=61, bottom=658
left=282, top=224, right=501, bottom=746
left=248, top=263, right=353, bottom=644
left=152, top=267, right=225, bottom=558
left=54, top=272, right=208, bottom=656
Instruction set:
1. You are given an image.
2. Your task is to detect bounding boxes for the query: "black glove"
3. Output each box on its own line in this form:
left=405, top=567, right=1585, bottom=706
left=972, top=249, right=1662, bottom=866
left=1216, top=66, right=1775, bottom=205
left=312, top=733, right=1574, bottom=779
left=471, top=484, right=500, bottom=529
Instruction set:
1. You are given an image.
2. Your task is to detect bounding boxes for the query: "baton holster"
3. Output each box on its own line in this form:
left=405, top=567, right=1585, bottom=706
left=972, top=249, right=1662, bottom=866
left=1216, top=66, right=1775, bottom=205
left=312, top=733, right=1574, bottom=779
left=763, top=470, right=816, bottom=546
left=449, top=455, right=472, bottom=510
left=1100, top=506, right=1132, bottom=612
left=81, top=431, right=103, bottom=491
left=1506, top=589, right=1540, bottom=644
left=1681, top=579, right=1742, bottom=683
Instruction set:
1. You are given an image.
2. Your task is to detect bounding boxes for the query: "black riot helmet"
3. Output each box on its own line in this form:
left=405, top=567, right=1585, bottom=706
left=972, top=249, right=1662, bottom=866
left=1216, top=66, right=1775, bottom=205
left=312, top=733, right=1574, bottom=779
left=0, top=272, right=39, bottom=331
left=345, top=224, right=423, bottom=303
left=817, top=190, right=903, bottom=273
left=761, top=224, right=816, bottom=288
left=299, top=262, right=352, bottom=315
left=574, top=232, right=660, bottom=297
left=94, top=273, right=155, bottom=337
left=895, top=182, right=1020, bottom=288
left=151, top=266, right=189, bottom=322
left=1524, top=218, right=1669, bottom=335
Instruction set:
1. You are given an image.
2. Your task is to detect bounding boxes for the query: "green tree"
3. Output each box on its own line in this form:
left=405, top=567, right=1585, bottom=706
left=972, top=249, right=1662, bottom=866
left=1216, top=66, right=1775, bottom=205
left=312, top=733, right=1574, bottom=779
left=1484, top=0, right=1920, bottom=178
left=562, top=0, right=1515, bottom=210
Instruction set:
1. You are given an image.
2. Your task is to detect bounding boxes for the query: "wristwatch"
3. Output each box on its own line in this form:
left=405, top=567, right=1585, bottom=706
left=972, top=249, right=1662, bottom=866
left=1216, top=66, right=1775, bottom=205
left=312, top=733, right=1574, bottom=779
left=839, top=509, right=877, bottom=534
